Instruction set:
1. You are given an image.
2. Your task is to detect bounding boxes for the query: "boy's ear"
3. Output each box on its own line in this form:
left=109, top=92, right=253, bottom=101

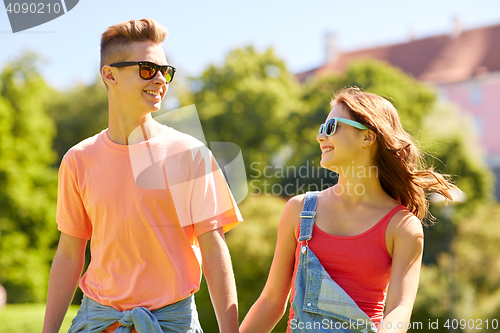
left=101, top=65, right=117, bottom=86
left=362, top=129, right=377, bottom=147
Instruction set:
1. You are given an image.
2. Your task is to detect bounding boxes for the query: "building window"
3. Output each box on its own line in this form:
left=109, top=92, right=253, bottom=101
left=474, top=116, right=484, bottom=135
left=470, top=84, right=482, bottom=105
left=438, top=87, right=449, bottom=101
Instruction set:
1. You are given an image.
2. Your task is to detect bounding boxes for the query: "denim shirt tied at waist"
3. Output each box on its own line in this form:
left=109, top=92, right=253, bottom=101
left=68, top=294, right=203, bottom=333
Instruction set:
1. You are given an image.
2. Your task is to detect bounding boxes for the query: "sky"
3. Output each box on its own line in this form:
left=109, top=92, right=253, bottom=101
left=1, top=0, right=500, bottom=90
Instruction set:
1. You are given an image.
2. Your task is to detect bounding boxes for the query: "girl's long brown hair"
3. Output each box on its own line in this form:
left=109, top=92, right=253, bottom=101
left=332, top=87, right=455, bottom=224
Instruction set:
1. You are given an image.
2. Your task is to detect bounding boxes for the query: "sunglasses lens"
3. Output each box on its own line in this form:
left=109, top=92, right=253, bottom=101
left=160, top=67, right=174, bottom=82
left=325, top=119, right=336, bottom=135
left=319, top=124, right=325, bottom=135
left=140, top=63, right=157, bottom=79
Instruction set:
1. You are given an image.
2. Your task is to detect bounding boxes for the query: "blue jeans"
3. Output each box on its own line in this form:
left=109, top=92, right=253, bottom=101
left=68, top=294, right=204, bottom=333
left=289, top=191, right=377, bottom=333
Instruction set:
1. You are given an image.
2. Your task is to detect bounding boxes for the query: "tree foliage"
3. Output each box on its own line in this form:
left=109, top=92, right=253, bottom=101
left=47, top=77, right=108, bottom=163
left=421, top=102, right=494, bottom=210
left=419, top=102, right=495, bottom=266
left=187, top=46, right=303, bottom=181
left=412, top=203, right=500, bottom=332
left=0, top=53, right=58, bottom=302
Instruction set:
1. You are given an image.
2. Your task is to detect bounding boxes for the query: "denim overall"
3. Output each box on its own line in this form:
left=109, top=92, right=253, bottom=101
left=68, top=294, right=204, bottom=333
left=289, top=191, right=378, bottom=333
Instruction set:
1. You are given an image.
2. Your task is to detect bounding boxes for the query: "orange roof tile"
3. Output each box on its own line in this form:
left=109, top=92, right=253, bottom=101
left=299, top=23, right=500, bottom=84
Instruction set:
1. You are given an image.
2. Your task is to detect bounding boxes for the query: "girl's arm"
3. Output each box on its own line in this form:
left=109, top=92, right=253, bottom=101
left=380, top=211, right=424, bottom=333
left=240, top=195, right=304, bottom=333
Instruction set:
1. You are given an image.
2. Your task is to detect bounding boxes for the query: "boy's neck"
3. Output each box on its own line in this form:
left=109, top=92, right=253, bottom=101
left=106, top=107, right=164, bottom=145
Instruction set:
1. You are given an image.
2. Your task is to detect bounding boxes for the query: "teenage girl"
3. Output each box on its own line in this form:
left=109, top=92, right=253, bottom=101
left=240, top=88, right=455, bottom=333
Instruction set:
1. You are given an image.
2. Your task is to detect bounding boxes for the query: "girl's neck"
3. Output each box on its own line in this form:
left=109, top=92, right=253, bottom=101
left=331, top=168, right=390, bottom=208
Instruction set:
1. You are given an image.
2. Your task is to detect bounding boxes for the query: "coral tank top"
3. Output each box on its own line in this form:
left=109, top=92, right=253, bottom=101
left=288, top=205, right=406, bottom=327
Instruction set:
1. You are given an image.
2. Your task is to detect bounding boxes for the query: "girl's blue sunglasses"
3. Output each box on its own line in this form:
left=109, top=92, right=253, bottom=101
left=318, top=117, right=368, bottom=136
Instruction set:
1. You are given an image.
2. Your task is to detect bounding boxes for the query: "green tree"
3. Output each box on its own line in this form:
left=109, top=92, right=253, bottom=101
left=421, top=102, right=494, bottom=210
left=47, top=77, right=108, bottom=163
left=411, top=203, right=500, bottom=333
left=418, top=102, right=495, bottom=265
left=452, top=203, right=500, bottom=330
left=0, top=53, right=58, bottom=302
left=187, top=46, right=303, bottom=182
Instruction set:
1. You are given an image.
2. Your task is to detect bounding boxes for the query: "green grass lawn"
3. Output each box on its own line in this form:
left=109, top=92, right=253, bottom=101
left=0, top=304, right=79, bottom=333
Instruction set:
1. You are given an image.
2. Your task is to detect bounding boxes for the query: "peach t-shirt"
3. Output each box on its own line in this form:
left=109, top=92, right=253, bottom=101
left=56, top=126, right=242, bottom=311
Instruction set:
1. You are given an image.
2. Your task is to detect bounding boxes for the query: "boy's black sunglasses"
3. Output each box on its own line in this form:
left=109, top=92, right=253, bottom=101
left=109, top=61, right=176, bottom=82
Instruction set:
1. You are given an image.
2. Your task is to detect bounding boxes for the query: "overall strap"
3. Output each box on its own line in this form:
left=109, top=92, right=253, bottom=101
left=298, top=191, right=320, bottom=243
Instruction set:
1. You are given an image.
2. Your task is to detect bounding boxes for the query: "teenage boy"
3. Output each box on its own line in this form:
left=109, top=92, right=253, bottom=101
left=42, top=18, right=242, bottom=333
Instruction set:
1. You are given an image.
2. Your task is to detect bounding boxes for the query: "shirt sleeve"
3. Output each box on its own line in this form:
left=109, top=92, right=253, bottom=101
left=56, top=153, right=92, bottom=240
left=188, top=145, right=243, bottom=238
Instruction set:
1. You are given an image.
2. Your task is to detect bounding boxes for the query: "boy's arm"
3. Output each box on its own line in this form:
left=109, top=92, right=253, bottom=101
left=42, top=232, right=87, bottom=333
left=198, top=227, right=239, bottom=333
